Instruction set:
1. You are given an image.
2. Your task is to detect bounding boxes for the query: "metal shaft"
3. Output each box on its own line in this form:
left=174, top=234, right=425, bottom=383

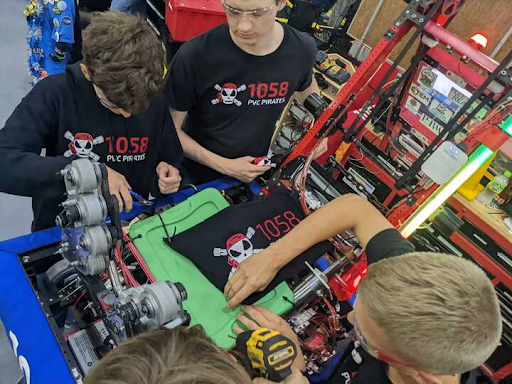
left=292, top=257, right=347, bottom=305
left=108, top=260, right=123, bottom=296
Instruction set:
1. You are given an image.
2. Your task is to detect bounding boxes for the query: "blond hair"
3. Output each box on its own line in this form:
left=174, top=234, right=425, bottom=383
left=82, top=11, right=164, bottom=113
left=84, top=326, right=252, bottom=384
left=359, top=252, right=502, bottom=374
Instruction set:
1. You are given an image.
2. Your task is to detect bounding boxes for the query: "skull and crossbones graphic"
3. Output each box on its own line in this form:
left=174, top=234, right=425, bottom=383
left=213, top=227, right=263, bottom=278
left=211, top=83, right=246, bottom=107
left=63, top=131, right=104, bottom=161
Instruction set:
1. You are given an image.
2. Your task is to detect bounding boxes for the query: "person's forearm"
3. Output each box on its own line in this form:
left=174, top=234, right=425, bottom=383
left=269, top=194, right=392, bottom=270
left=170, top=108, right=230, bottom=174
left=176, top=129, right=229, bottom=174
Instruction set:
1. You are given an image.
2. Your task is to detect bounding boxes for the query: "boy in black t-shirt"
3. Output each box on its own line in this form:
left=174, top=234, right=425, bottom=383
left=164, top=0, right=320, bottom=185
left=231, top=194, right=502, bottom=384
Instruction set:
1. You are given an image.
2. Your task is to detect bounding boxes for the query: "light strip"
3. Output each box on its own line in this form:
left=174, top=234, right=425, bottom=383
left=400, top=145, right=494, bottom=238
left=502, top=114, right=512, bottom=136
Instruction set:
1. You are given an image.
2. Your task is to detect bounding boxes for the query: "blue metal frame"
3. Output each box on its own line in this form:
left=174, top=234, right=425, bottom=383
left=0, top=178, right=259, bottom=384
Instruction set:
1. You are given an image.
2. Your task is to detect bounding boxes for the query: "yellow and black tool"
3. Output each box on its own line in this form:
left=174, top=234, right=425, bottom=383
left=236, top=328, right=298, bottom=382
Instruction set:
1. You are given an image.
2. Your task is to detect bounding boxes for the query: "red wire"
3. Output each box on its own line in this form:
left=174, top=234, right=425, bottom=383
left=323, top=297, right=340, bottom=331
left=124, top=234, right=156, bottom=283
left=74, top=290, right=86, bottom=306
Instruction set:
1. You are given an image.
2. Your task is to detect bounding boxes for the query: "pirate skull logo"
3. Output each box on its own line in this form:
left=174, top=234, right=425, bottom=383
left=64, top=131, right=104, bottom=161
left=211, top=83, right=246, bottom=107
left=213, top=227, right=263, bottom=278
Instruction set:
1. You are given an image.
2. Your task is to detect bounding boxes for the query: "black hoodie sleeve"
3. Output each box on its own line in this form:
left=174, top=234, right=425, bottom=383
left=0, top=78, right=73, bottom=197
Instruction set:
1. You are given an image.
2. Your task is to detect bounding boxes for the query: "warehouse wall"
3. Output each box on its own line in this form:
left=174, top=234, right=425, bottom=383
left=348, top=0, right=512, bottom=65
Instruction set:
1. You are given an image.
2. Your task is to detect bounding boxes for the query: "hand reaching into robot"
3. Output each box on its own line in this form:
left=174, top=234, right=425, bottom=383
left=220, top=156, right=272, bottom=183
left=224, top=249, right=278, bottom=307
left=107, top=166, right=133, bottom=213
left=156, top=161, right=181, bottom=194
left=234, top=305, right=306, bottom=372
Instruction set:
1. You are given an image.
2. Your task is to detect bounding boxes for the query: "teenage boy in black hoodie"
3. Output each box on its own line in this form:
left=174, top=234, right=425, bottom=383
left=0, top=11, right=183, bottom=232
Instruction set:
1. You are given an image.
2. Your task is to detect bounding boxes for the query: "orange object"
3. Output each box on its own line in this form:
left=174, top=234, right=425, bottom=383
left=335, top=141, right=351, bottom=162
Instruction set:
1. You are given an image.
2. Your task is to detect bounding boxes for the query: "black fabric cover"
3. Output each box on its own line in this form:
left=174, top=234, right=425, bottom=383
left=168, top=189, right=332, bottom=304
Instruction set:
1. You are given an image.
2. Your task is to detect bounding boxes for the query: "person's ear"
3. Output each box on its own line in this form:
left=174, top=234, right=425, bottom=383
left=80, top=63, right=91, bottom=81
left=276, top=0, right=287, bottom=12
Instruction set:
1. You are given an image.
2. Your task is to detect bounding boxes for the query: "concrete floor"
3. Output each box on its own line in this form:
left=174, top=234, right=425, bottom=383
left=0, top=0, right=33, bottom=243
left=0, top=0, right=35, bottom=382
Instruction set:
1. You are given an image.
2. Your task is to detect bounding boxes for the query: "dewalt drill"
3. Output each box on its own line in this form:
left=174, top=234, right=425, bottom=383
left=235, top=328, right=298, bottom=382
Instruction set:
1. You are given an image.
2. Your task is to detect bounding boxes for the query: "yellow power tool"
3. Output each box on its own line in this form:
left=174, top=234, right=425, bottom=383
left=236, top=327, right=298, bottom=382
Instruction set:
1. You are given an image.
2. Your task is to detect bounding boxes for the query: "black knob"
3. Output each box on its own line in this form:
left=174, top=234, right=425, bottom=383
left=183, top=311, right=191, bottom=326
left=174, top=282, right=187, bottom=301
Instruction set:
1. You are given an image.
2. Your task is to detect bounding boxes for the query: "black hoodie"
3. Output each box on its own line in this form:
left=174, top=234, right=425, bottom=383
left=0, top=63, right=183, bottom=232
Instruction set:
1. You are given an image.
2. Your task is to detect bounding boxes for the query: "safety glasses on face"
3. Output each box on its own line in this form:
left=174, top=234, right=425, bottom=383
left=352, top=315, right=453, bottom=376
left=92, top=84, right=124, bottom=111
left=222, top=0, right=276, bottom=21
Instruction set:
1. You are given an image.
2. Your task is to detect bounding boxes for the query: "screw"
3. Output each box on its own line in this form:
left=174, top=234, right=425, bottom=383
left=419, top=18, right=424, bottom=22
left=412, top=13, right=417, bottom=19
left=22, top=256, right=31, bottom=263
left=501, top=70, right=507, bottom=76
left=406, top=10, right=410, bottom=13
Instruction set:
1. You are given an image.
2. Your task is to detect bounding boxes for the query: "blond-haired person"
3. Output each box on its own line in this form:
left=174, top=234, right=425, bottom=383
left=230, top=194, right=502, bottom=384
left=0, top=11, right=183, bottom=231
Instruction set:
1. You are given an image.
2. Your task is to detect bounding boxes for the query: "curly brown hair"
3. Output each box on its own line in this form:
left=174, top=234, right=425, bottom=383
left=82, top=11, right=164, bottom=113
left=84, top=326, right=253, bottom=384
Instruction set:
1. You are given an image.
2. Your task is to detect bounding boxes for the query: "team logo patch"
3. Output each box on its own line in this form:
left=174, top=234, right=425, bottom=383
left=211, top=83, right=246, bottom=107
left=213, top=227, right=264, bottom=277
left=64, top=131, right=104, bottom=161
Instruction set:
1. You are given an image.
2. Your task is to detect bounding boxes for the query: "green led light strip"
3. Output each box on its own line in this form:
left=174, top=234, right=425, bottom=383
left=400, top=145, right=494, bottom=238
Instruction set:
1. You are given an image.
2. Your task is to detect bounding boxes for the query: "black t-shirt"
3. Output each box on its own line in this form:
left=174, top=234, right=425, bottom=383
left=164, top=23, right=317, bottom=184
left=168, top=189, right=332, bottom=304
left=329, top=229, right=415, bottom=384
